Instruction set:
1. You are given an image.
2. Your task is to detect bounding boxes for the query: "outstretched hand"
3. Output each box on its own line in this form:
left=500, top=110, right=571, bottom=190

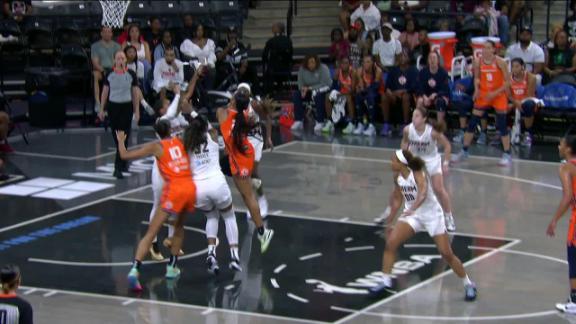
left=116, top=130, right=127, bottom=143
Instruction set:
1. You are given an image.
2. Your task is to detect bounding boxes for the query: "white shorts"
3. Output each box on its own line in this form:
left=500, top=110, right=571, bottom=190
left=398, top=207, right=446, bottom=237
left=195, top=174, right=233, bottom=211
left=424, top=156, right=442, bottom=176
left=248, top=135, right=264, bottom=162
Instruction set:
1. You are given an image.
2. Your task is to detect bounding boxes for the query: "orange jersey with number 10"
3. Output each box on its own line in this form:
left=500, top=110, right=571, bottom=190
left=157, top=137, right=196, bottom=214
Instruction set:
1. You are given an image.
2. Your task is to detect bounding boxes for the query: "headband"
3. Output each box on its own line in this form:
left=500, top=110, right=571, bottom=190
left=395, top=150, right=408, bottom=165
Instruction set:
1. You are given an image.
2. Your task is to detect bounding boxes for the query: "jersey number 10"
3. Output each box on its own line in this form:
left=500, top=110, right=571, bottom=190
left=169, top=146, right=183, bottom=160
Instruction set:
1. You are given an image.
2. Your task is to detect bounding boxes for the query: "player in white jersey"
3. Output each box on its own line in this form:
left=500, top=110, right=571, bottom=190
left=147, top=85, right=189, bottom=260
left=369, top=150, right=477, bottom=301
left=401, top=106, right=455, bottom=232
left=186, top=113, right=243, bottom=274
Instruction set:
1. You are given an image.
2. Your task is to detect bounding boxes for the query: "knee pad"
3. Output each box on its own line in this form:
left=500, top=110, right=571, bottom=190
left=434, top=97, right=447, bottom=112
left=466, top=114, right=481, bottom=133
left=521, top=100, right=535, bottom=117
left=205, top=210, right=219, bottom=239
left=496, top=113, right=508, bottom=137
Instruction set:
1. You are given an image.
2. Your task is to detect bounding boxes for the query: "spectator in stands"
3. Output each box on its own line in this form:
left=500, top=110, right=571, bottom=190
left=353, top=54, right=383, bottom=136
left=125, top=46, right=153, bottom=113
left=506, top=26, right=545, bottom=77
left=392, top=0, right=429, bottom=12
left=329, top=28, right=350, bottom=64
left=381, top=51, right=417, bottom=137
left=144, top=17, right=163, bottom=54
left=544, top=30, right=576, bottom=84
left=179, top=14, right=195, bottom=46
left=262, top=22, right=293, bottom=95
left=339, top=0, right=361, bottom=38
left=474, top=0, right=509, bottom=46
left=411, top=28, right=430, bottom=66
left=399, top=19, right=419, bottom=54
left=348, top=23, right=364, bottom=69
left=122, top=24, right=151, bottom=66
left=325, top=56, right=356, bottom=134
left=290, top=54, right=332, bottom=133
left=415, top=51, right=450, bottom=125
left=0, top=264, right=33, bottom=324
left=154, top=30, right=181, bottom=63
left=509, top=57, right=538, bottom=147
left=543, top=23, right=564, bottom=51
left=91, top=26, right=121, bottom=115
left=350, top=0, right=381, bottom=37
left=117, top=22, right=143, bottom=45
left=153, top=47, right=184, bottom=98
left=2, top=0, right=30, bottom=22
left=216, top=27, right=248, bottom=86
left=565, top=1, right=576, bottom=45
left=380, top=13, right=401, bottom=39
left=180, top=23, right=216, bottom=89
left=373, top=23, right=402, bottom=72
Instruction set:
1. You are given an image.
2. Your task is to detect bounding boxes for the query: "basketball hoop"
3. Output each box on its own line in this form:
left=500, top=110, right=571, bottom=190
left=99, top=1, right=130, bottom=28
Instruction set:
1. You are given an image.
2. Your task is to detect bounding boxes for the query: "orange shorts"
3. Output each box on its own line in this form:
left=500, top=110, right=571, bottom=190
left=160, top=178, right=196, bottom=214
left=229, top=151, right=254, bottom=178
left=567, top=212, right=576, bottom=246
left=474, top=91, right=508, bottom=111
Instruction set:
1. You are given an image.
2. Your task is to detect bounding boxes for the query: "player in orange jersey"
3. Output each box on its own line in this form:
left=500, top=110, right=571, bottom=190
left=116, top=119, right=197, bottom=291
left=453, top=40, right=513, bottom=166
left=218, top=88, right=274, bottom=253
left=508, top=58, right=539, bottom=147
left=547, top=135, right=576, bottom=314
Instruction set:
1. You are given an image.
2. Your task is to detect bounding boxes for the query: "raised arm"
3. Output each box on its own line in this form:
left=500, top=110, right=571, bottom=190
left=116, top=131, right=162, bottom=160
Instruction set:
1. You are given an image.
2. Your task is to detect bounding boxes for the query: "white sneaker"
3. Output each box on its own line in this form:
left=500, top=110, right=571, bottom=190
left=363, top=123, right=376, bottom=136
left=342, top=122, right=355, bottom=135
left=258, top=195, right=269, bottom=218
left=498, top=153, right=512, bottom=167
left=291, top=121, right=303, bottom=131
left=313, top=122, right=324, bottom=133
left=557, top=301, right=576, bottom=314
left=352, top=123, right=365, bottom=135
left=321, top=121, right=334, bottom=133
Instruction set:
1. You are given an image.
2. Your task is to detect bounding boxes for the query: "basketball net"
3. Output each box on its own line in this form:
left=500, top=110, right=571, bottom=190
left=99, top=0, right=130, bottom=28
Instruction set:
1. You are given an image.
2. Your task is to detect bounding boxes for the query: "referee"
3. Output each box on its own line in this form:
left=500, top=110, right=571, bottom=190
left=99, top=50, right=140, bottom=179
left=0, top=264, right=33, bottom=324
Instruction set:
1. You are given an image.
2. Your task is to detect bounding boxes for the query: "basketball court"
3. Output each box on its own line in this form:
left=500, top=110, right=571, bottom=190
left=0, top=126, right=573, bottom=323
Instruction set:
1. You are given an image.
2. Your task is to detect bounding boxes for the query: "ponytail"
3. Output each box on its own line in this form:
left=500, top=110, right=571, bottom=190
left=183, top=115, right=208, bottom=154
left=402, top=149, right=426, bottom=171
left=232, top=91, right=252, bottom=154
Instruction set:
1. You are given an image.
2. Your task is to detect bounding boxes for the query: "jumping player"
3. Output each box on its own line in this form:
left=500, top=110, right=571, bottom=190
left=546, top=135, right=576, bottom=314
left=453, top=40, right=512, bottom=166
left=117, top=120, right=196, bottom=291
left=400, top=107, right=455, bottom=231
left=186, top=113, right=243, bottom=274
left=218, top=89, right=274, bottom=253
left=370, top=150, right=477, bottom=301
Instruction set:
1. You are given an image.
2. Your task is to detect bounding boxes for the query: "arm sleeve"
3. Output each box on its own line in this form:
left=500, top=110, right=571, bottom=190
left=160, top=94, right=181, bottom=120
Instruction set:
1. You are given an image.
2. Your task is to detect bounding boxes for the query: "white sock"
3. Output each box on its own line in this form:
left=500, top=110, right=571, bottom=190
left=208, top=244, right=216, bottom=256
left=222, top=208, right=239, bottom=246
left=462, top=275, right=472, bottom=286
left=445, top=212, right=453, bottom=218
left=168, top=224, right=175, bottom=238
left=382, top=273, right=392, bottom=287
left=230, top=247, right=239, bottom=260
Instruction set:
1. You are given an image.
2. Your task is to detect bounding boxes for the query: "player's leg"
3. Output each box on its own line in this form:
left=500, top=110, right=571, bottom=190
left=433, top=232, right=477, bottom=301
left=431, top=172, right=455, bottom=232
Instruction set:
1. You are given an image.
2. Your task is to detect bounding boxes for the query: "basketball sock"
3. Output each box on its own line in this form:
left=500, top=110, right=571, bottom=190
left=382, top=273, right=392, bottom=287
left=444, top=212, right=453, bottom=218
left=257, top=226, right=265, bottom=235
left=208, top=244, right=216, bottom=256
left=571, top=290, right=576, bottom=303
left=168, top=224, right=175, bottom=238
left=462, top=274, right=473, bottom=287
left=222, top=208, right=239, bottom=245
left=230, top=247, right=239, bottom=260
left=132, top=260, right=142, bottom=270
left=169, top=255, right=178, bottom=267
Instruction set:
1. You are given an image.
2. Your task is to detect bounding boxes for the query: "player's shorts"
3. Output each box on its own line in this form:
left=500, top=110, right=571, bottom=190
left=398, top=206, right=446, bottom=237
left=151, top=161, right=164, bottom=204
left=195, top=174, right=233, bottom=211
left=475, top=91, right=508, bottom=112
left=424, top=156, right=442, bottom=176
left=160, top=178, right=196, bottom=215
left=248, top=135, right=264, bottom=162
left=567, top=211, right=576, bottom=246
